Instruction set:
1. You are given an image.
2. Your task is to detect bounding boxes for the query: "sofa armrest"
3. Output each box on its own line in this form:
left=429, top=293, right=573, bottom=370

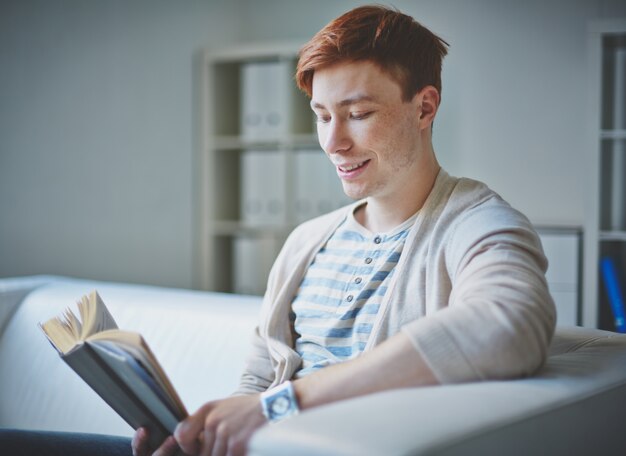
left=250, top=327, right=626, bottom=456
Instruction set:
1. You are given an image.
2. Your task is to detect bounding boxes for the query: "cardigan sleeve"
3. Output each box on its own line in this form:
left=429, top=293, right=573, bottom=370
left=232, top=240, right=290, bottom=395
left=402, top=201, right=556, bottom=383
left=233, top=327, right=275, bottom=395
left=231, top=234, right=291, bottom=395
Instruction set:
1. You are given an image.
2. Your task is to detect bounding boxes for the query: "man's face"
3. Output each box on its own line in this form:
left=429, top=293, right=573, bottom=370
left=310, top=60, right=426, bottom=203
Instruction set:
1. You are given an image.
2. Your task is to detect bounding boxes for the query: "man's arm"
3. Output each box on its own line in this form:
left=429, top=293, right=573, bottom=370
left=404, top=206, right=556, bottom=383
left=292, top=330, right=437, bottom=409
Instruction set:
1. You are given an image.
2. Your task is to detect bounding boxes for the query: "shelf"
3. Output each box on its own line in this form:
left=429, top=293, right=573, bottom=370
left=205, top=41, right=304, bottom=63
left=212, top=134, right=320, bottom=151
left=209, top=220, right=294, bottom=237
left=600, top=130, right=626, bottom=140
left=197, top=41, right=353, bottom=293
left=534, top=225, right=583, bottom=235
left=599, top=231, right=626, bottom=242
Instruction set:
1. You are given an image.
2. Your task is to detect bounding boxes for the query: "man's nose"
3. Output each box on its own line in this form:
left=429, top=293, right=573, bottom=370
left=321, top=119, right=352, bottom=155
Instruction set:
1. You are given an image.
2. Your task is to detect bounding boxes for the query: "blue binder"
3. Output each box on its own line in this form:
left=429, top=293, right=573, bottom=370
left=600, top=257, right=626, bottom=333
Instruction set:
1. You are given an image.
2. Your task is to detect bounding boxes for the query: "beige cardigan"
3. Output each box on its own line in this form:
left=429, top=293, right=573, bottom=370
left=236, top=170, right=556, bottom=394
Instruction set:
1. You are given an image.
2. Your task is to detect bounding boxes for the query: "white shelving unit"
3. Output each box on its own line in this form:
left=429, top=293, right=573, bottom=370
left=585, top=22, right=626, bottom=330
left=195, top=42, right=350, bottom=294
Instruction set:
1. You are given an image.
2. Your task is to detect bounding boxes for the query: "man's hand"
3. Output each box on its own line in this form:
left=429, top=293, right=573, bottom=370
left=174, top=394, right=266, bottom=456
left=131, top=427, right=180, bottom=456
left=131, top=394, right=266, bottom=456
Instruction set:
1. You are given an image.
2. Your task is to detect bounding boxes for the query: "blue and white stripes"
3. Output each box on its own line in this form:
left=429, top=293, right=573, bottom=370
left=292, top=210, right=416, bottom=377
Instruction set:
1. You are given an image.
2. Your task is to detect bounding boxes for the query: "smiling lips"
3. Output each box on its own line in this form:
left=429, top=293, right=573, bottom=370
left=336, top=159, right=371, bottom=179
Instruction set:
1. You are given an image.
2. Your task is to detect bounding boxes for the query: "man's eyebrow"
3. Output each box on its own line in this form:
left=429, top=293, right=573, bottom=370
left=310, top=95, right=378, bottom=110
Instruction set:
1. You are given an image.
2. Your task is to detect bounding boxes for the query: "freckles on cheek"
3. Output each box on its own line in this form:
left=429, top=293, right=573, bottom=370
left=367, top=116, right=391, bottom=142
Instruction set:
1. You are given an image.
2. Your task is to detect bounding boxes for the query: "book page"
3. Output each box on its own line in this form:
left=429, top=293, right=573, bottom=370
left=39, top=312, right=80, bottom=354
left=78, top=290, right=118, bottom=338
left=39, top=290, right=118, bottom=354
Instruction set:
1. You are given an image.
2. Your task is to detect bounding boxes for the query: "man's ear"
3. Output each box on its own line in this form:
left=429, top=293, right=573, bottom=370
left=415, top=85, right=440, bottom=129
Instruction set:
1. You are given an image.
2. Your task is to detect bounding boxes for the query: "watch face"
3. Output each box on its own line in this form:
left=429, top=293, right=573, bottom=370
left=270, top=394, right=291, bottom=416
left=261, top=382, right=299, bottom=422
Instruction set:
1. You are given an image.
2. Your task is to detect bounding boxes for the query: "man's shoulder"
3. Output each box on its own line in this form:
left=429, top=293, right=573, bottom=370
left=457, top=178, right=529, bottom=225
left=444, top=174, right=502, bottom=209
left=435, top=173, right=515, bottom=217
left=433, top=173, right=535, bottom=240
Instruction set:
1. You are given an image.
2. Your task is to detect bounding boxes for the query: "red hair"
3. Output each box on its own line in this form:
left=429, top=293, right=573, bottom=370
left=296, top=5, right=449, bottom=101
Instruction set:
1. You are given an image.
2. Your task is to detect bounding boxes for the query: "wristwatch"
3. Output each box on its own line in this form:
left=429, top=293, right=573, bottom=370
left=260, top=381, right=300, bottom=423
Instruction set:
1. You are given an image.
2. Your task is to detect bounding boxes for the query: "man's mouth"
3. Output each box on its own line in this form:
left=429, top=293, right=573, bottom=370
left=338, top=160, right=369, bottom=172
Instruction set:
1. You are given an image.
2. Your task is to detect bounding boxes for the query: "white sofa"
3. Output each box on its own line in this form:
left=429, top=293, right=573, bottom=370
left=1, top=275, right=626, bottom=455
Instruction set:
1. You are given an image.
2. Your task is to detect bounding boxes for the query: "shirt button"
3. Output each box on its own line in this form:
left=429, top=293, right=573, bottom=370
left=374, top=236, right=382, bottom=244
left=365, top=257, right=373, bottom=264
left=346, top=295, right=354, bottom=302
left=354, top=277, right=362, bottom=284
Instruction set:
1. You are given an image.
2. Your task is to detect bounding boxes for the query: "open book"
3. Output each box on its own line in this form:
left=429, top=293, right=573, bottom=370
left=39, top=290, right=187, bottom=450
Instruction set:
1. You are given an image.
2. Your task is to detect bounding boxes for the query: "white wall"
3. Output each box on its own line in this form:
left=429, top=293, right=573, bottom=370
left=1, top=0, right=625, bottom=288
left=0, top=0, right=239, bottom=288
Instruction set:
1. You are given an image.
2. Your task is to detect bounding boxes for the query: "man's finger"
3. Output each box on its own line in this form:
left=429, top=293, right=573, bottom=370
left=175, top=404, right=213, bottom=454
left=153, top=435, right=180, bottom=456
left=200, top=427, right=217, bottom=456
left=131, top=427, right=150, bottom=456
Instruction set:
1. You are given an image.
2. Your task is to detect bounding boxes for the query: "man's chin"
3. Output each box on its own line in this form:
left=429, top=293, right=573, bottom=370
left=342, top=185, right=367, bottom=201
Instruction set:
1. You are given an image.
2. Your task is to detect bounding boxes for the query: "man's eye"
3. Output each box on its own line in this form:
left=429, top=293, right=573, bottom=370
left=350, top=111, right=372, bottom=120
left=315, top=115, right=331, bottom=124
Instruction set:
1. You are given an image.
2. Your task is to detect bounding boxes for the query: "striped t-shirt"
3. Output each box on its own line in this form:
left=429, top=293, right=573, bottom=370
left=291, top=208, right=417, bottom=377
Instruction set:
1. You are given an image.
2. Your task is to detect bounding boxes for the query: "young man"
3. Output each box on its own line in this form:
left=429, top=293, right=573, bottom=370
left=134, top=5, right=555, bottom=456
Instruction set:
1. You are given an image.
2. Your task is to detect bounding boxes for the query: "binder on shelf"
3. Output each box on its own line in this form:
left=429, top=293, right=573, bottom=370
left=240, top=60, right=290, bottom=141
left=232, top=236, right=280, bottom=296
left=600, top=257, right=626, bottom=333
left=293, top=150, right=326, bottom=223
left=240, top=150, right=287, bottom=226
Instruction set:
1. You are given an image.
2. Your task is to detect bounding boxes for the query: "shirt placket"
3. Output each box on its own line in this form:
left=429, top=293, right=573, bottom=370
left=341, top=234, right=384, bottom=311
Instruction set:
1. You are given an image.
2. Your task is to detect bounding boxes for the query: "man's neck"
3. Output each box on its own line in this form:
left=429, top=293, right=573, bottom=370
left=354, top=159, right=441, bottom=233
